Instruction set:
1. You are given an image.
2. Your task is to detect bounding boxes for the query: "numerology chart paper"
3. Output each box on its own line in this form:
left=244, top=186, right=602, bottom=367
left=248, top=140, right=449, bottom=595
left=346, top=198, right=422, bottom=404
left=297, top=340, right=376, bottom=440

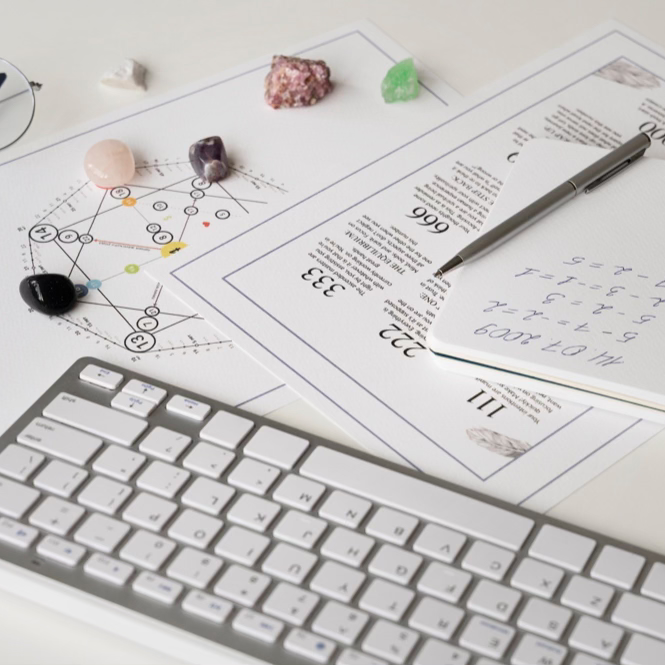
left=156, top=22, right=665, bottom=510
left=0, top=21, right=460, bottom=432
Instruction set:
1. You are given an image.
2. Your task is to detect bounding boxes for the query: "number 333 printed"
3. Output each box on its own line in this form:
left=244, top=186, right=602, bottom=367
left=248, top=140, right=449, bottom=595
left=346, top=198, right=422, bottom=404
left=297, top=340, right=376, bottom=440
left=301, top=267, right=346, bottom=297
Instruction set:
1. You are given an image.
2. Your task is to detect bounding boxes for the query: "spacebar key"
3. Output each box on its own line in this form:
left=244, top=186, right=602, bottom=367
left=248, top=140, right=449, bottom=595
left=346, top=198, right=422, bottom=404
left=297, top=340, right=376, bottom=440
left=300, top=448, right=534, bottom=550
left=43, top=392, right=148, bottom=445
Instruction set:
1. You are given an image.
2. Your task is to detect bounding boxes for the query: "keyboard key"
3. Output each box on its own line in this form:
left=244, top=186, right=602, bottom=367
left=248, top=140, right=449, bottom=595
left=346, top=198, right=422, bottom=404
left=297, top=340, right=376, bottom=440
left=273, top=510, right=327, bottom=549
left=29, top=496, right=85, bottom=535
left=243, top=426, right=308, bottom=469
left=569, top=615, right=624, bottom=660
left=0, top=516, right=39, bottom=549
left=120, top=530, right=176, bottom=571
left=413, top=639, right=470, bottom=665
left=319, top=490, right=371, bottom=529
left=511, top=557, right=565, bottom=599
left=467, top=579, right=521, bottom=621
left=337, top=649, right=388, bottom=665
left=37, top=535, right=86, bottom=567
left=77, top=476, right=132, bottom=515
left=0, top=476, right=40, bottom=518
left=365, top=508, right=418, bottom=546
left=227, top=458, right=280, bottom=495
left=136, top=461, right=190, bottom=499
left=44, top=392, right=147, bottom=446
left=320, top=527, right=374, bottom=567
left=214, top=526, right=270, bottom=566
left=368, top=544, right=422, bottom=585
left=262, top=543, right=318, bottom=584
left=529, top=525, right=596, bottom=572
left=561, top=575, right=615, bottom=617
left=214, top=564, right=271, bottom=607
left=182, top=590, right=232, bottom=624
left=359, top=578, right=415, bottom=621
left=591, top=546, right=645, bottom=590
left=612, top=592, right=665, bottom=641
left=263, top=582, right=319, bottom=626
left=570, top=653, right=610, bottom=665
left=310, top=561, right=366, bottom=603
left=80, top=364, right=124, bottom=389
left=462, top=540, right=515, bottom=581
left=300, top=447, right=534, bottom=550
left=182, top=442, right=234, bottom=479
left=621, top=632, right=665, bottom=664
left=139, top=427, right=191, bottom=462
left=226, top=494, right=280, bottom=532
left=18, top=418, right=102, bottom=465
left=312, top=600, right=369, bottom=644
left=84, top=553, right=134, bottom=585
left=122, top=379, right=166, bottom=405
left=166, top=395, right=211, bottom=421
left=417, top=561, right=472, bottom=603
left=167, top=509, right=223, bottom=548
left=34, top=460, right=88, bottom=498
left=111, top=392, right=156, bottom=418
left=362, top=620, right=418, bottom=664
left=181, top=477, right=235, bottom=516
left=273, top=475, right=325, bottom=512
left=74, top=513, right=130, bottom=553
left=517, top=597, right=572, bottom=640
left=641, top=562, right=665, bottom=602
left=412, top=523, right=466, bottom=563
left=407, top=596, right=465, bottom=641
left=511, top=633, right=567, bottom=665
left=166, top=547, right=223, bottom=588
left=133, top=571, right=182, bottom=604
left=232, top=608, right=283, bottom=644
left=458, top=615, right=515, bottom=659
left=0, top=444, right=44, bottom=481
left=123, top=492, right=177, bottom=531
left=199, top=410, right=254, bottom=449
left=284, top=628, right=335, bottom=663
left=93, top=445, right=145, bottom=482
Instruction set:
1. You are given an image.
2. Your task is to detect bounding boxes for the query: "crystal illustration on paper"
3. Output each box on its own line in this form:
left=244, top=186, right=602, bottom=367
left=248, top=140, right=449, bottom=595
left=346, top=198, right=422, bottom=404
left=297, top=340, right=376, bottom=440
left=466, top=427, right=532, bottom=458
left=594, top=59, right=660, bottom=89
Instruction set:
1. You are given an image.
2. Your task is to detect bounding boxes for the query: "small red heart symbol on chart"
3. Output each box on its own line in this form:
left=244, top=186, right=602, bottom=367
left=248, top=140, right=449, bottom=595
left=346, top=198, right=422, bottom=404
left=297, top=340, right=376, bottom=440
left=202, top=221, right=210, bottom=227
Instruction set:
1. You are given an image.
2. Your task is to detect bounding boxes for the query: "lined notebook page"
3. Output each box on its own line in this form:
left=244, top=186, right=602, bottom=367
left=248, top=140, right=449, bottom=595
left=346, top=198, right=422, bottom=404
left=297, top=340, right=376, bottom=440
left=430, top=140, right=665, bottom=409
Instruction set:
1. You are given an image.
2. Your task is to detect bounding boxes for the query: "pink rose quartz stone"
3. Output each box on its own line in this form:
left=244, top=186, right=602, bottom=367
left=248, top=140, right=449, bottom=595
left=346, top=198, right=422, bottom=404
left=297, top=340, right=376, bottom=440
left=264, top=55, right=332, bottom=109
left=84, top=139, right=135, bottom=189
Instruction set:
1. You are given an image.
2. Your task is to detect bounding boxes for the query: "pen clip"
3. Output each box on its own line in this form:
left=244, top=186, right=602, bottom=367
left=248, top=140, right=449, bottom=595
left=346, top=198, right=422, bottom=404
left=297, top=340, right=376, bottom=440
left=584, top=148, right=647, bottom=193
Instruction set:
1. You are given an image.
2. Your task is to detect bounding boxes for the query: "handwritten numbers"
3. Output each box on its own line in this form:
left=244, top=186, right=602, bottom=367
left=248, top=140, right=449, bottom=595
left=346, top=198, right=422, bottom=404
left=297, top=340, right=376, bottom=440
left=406, top=207, right=449, bottom=234
left=515, top=268, right=539, bottom=278
left=483, top=301, right=508, bottom=312
left=563, top=256, right=584, bottom=265
left=593, top=303, right=613, bottom=315
left=617, top=332, right=638, bottom=343
left=650, top=297, right=665, bottom=308
left=632, top=314, right=655, bottom=325
left=606, top=286, right=625, bottom=297
left=614, top=265, right=632, bottom=276
left=543, top=293, right=565, bottom=305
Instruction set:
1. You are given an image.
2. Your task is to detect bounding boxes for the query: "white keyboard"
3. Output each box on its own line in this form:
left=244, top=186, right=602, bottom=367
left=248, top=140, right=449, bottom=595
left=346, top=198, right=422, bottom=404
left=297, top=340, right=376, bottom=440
left=0, top=358, right=663, bottom=665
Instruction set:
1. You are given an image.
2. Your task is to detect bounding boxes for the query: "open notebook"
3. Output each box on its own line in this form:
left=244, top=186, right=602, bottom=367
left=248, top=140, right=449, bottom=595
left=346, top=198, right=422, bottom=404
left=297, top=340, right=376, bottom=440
left=428, top=139, right=665, bottom=421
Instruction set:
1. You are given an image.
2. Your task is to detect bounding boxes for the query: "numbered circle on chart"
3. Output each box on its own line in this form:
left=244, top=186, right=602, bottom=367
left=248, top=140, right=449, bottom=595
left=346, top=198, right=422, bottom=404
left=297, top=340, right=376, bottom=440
left=184, top=206, right=198, bottom=216
left=79, top=234, right=94, bottom=244
left=29, top=224, right=58, bottom=243
left=191, top=177, right=211, bottom=190
left=110, top=187, right=131, bottom=199
left=215, top=210, right=230, bottom=220
left=153, top=201, right=168, bottom=212
left=58, top=229, right=79, bottom=243
left=191, top=189, right=205, bottom=199
left=144, top=306, right=160, bottom=316
left=124, top=331, right=156, bottom=353
left=137, top=316, right=158, bottom=331
left=146, top=223, right=161, bottom=233
left=153, top=231, right=174, bottom=245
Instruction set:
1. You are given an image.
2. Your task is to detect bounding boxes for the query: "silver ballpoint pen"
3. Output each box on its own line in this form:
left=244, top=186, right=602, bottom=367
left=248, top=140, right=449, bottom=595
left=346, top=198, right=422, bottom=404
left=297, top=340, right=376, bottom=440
left=434, top=133, right=651, bottom=278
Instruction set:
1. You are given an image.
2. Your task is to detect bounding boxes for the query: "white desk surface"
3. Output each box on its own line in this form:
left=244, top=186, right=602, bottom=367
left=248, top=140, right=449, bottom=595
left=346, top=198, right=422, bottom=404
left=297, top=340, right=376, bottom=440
left=2, top=1, right=665, bottom=662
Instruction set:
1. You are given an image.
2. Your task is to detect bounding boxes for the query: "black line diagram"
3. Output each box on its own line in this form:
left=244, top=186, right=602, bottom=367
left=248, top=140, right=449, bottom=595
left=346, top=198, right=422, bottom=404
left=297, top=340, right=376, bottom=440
left=17, top=158, right=287, bottom=357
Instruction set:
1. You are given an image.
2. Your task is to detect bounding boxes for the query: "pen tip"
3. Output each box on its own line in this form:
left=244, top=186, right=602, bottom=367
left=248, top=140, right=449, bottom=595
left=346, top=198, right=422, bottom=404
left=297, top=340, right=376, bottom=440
left=434, top=255, right=463, bottom=278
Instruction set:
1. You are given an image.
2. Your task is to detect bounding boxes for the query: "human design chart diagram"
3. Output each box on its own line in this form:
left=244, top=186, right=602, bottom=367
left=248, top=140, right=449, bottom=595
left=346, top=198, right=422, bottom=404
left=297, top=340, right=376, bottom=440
left=18, top=158, right=287, bottom=358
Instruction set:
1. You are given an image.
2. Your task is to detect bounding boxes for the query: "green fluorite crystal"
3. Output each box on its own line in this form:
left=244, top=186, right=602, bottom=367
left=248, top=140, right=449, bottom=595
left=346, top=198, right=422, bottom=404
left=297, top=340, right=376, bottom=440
left=381, top=58, right=419, bottom=103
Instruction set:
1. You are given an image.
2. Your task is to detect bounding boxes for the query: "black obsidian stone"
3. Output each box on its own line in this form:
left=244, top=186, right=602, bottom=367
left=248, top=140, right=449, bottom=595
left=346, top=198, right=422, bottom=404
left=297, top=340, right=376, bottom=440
left=19, top=273, right=77, bottom=315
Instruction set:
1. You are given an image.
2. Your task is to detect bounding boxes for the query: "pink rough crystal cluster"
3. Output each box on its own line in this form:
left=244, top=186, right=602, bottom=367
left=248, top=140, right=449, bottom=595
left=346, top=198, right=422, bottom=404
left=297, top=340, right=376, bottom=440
left=264, top=55, right=332, bottom=109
